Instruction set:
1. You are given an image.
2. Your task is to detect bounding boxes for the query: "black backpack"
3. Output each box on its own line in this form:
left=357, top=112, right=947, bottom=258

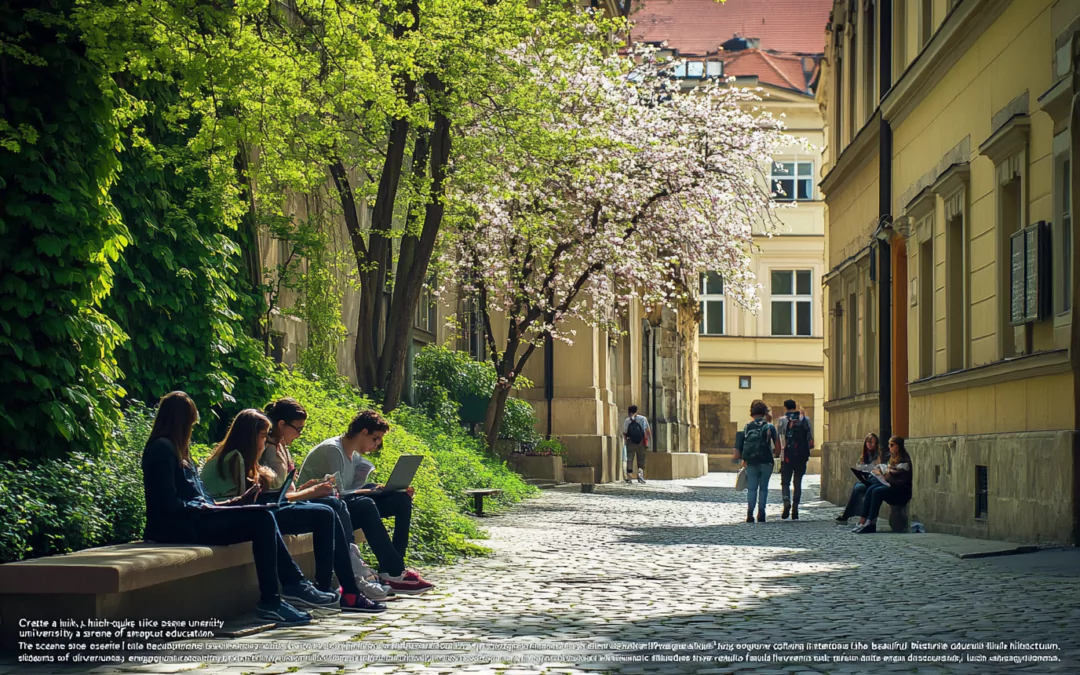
left=626, top=416, right=645, bottom=445
left=784, top=415, right=811, bottom=462
left=741, top=419, right=773, bottom=464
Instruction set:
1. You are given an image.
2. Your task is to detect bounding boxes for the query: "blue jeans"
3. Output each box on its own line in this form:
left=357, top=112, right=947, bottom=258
left=745, top=462, right=773, bottom=513
left=862, top=484, right=909, bottom=520
left=841, top=482, right=870, bottom=520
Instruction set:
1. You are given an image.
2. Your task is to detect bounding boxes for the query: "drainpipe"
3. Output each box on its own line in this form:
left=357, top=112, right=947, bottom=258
left=878, top=0, right=894, bottom=443
left=878, top=122, right=893, bottom=443
left=651, top=324, right=658, bottom=449
left=544, top=329, right=554, bottom=440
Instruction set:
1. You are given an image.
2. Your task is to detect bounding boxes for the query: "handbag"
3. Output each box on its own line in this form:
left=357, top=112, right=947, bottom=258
left=734, top=467, right=748, bottom=492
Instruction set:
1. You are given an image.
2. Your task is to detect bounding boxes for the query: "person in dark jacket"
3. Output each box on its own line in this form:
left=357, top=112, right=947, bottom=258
left=141, top=391, right=331, bottom=626
left=852, top=436, right=912, bottom=534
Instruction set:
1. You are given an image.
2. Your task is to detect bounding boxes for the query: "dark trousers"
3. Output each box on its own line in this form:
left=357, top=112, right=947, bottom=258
left=862, top=483, right=910, bottom=520
left=841, top=482, right=870, bottom=520
left=352, top=488, right=413, bottom=563
left=309, top=497, right=368, bottom=594
left=780, top=460, right=808, bottom=507
left=272, top=501, right=354, bottom=595
left=625, top=442, right=647, bottom=474
left=337, top=495, right=405, bottom=576
left=191, top=508, right=302, bottom=604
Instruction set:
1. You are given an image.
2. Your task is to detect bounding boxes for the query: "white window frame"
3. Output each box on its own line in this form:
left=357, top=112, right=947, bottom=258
left=771, top=269, right=814, bottom=336
left=770, top=160, right=815, bottom=202
left=699, top=272, right=725, bottom=336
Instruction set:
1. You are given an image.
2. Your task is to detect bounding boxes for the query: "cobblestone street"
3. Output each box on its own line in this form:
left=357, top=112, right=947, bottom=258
left=6, top=473, right=1080, bottom=675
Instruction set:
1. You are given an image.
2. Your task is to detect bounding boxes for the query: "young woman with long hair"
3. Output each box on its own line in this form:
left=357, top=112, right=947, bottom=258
left=852, top=436, right=913, bottom=534
left=141, top=392, right=328, bottom=626
left=202, top=409, right=385, bottom=613
left=735, top=399, right=779, bottom=524
left=836, top=433, right=883, bottom=523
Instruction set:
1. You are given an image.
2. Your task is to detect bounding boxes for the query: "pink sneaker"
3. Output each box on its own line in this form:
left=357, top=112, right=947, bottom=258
left=379, top=571, right=435, bottom=595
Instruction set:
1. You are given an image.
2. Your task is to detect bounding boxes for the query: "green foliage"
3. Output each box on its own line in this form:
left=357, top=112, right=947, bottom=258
left=0, top=1, right=129, bottom=459
left=104, top=78, right=265, bottom=424
left=529, top=438, right=565, bottom=457
left=413, top=345, right=540, bottom=444
left=0, top=401, right=151, bottom=563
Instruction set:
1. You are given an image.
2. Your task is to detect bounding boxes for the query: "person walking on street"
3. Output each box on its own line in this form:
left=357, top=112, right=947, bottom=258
left=776, top=399, right=813, bottom=521
left=735, top=400, right=779, bottom=523
left=623, top=405, right=651, bottom=484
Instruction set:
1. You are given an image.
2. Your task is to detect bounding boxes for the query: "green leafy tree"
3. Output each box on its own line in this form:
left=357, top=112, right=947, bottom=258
left=0, top=2, right=129, bottom=459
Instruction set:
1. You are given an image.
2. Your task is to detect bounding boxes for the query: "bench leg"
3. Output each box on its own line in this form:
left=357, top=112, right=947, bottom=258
left=474, top=494, right=484, bottom=516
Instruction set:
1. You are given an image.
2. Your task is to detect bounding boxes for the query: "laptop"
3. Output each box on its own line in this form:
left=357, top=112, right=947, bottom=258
left=370, top=455, right=423, bottom=494
left=850, top=468, right=883, bottom=486
left=256, top=469, right=295, bottom=507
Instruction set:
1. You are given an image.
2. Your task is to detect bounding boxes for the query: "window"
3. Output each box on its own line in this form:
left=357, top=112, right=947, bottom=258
left=847, top=291, right=858, bottom=394
left=1054, top=131, right=1072, bottom=315
left=893, top=0, right=907, bottom=80
left=686, top=61, right=704, bottom=78
left=832, top=299, right=845, bottom=395
left=1000, top=176, right=1023, bottom=358
left=945, top=213, right=967, bottom=371
left=739, top=375, right=752, bottom=389
left=864, top=286, right=877, bottom=390
left=414, top=285, right=437, bottom=334
left=458, top=298, right=486, bottom=361
left=672, top=62, right=687, bottom=78
left=919, top=235, right=934, bottom=378
left=863, top=2, right=876, bottom=118
left=920, top=0, right=933, bottom=48
left=706, top=61, right=722, bottom=78
left=835, top=46, right=844, bottom=150
left=975, top=465, right=989, bottom=519
left=771, top=270, right=813, bottom=336
left=699, top=272, right=725, bottom=336
left=770, top=161, right=814, bottom=201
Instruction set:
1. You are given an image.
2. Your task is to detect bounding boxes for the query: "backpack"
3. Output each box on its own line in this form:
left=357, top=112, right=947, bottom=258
left=784, top=415, right=811, bottom=463
left=626, top=416, right=645, bottom=445
left=741, top=419, right=773, bottom=464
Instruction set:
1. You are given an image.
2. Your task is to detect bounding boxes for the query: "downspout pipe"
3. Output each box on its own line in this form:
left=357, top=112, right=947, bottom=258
left=878, top=0, right=894, bottom=443
left=544, top=330, right=554, bottom=440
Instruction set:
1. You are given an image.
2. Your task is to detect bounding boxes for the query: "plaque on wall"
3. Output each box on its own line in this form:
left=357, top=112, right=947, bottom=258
left=1010, top=230, right=1026, bottom=325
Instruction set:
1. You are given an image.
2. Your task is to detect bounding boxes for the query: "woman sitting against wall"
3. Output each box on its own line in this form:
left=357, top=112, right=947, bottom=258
left=851, top=436, right=912, bottom=534
left=835, top=432, right=886, bottom=524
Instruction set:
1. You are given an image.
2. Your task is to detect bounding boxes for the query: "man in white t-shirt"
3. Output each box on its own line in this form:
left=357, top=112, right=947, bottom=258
left=622, top=404, right=651, bottom=484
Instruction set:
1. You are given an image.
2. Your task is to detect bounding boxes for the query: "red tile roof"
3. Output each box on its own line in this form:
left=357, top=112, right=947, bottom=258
left=721, top=49, right=820, bottom=93
left=630, top=0, right=833, bottom=56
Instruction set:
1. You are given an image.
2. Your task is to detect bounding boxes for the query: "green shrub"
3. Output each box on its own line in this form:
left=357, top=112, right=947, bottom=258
left=0, top=402, right=151, bottom=564
left=413, top=345, right=541, bottom=444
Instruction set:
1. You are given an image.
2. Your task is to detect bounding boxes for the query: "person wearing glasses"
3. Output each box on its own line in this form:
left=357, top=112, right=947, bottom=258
left=263, top=399, right=432, bottom=596
left=851, top=436, right=913, bottom=534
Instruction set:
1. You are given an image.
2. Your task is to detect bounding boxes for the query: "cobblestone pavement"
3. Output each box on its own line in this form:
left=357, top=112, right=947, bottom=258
left=6, top=473, right=1080, bottom=675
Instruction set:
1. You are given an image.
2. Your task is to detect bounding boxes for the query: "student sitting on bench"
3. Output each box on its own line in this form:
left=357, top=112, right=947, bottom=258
left=201, top=409, right=385, bottom=613
left=298, top=409, right=434, bottom=595
left=141, top=391, right=327, bottom=626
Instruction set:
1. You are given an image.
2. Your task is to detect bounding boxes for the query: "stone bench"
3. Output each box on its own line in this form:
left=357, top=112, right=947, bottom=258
left=464, top=489, right=501, bottom=516
left=647, top=452, right=709, bottom=480
left=0, top=529, right=367, bottom=651
left=882, top=502, right=910, bottom=533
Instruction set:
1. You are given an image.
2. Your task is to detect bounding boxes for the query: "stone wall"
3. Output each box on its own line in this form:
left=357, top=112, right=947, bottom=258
left=907, top=431, right=1077, bottom=546
left=820, top=441, right=865, bottom=506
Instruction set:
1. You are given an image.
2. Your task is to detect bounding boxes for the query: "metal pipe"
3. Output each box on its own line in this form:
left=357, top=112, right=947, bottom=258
left=544, top=331, right=553, bottom=439
left=878, top=119, right=893, bottom=442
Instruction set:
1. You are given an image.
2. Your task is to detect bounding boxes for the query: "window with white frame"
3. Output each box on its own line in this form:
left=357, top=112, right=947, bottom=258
left=699, top=272, right=725, bottom=336
left=771, top=270, right=813, bottom=336
left=770, top=161, right=814, bottom=201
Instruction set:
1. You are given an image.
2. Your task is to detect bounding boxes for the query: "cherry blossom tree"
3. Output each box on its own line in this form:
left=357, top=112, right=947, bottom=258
left=445, top=41, right=795, bottom=450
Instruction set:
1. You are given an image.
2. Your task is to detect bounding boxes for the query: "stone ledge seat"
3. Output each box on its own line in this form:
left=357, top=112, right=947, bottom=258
left=0, top=529, right=365, bottom=652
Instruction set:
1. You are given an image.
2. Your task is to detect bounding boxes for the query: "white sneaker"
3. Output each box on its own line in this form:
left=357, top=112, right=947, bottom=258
left=348, top=544, right=394, bottom=599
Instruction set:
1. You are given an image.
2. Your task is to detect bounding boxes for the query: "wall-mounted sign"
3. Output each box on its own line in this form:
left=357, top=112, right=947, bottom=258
left=1010, top=221, right=1051, bottom=325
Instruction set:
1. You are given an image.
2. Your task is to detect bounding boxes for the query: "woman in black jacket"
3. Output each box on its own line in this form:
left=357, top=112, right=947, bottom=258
left=835, top=433, right=884, bottom=523
left=141, top=391, right=331, bottom=625
left=852, top=436, right=913, bottom=534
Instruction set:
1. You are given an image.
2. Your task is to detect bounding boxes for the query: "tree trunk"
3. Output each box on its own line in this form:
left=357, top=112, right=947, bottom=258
left=382, top=94, right=451, bottom=413
left=484, top=382, right=512, bottom=452
left=234, top=143, right=265, bottom=342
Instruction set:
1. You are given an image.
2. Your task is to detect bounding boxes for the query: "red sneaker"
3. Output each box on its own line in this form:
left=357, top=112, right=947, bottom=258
left=379, top=572, right=435, bottom=595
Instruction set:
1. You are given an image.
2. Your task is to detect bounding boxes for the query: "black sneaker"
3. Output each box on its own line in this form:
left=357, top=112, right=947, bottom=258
left=340, top=592, right=387, bottom=614
left=781, top=503, right=791, bottom=520
left=855, top=522, right=877, bottom=534
left=756, top=511, right=766, bottom=523
left=791, top=507, right=799, bottom=521
left=745, top=511, right=755, bottom=523
left=835, top=515, right=849, bottom=523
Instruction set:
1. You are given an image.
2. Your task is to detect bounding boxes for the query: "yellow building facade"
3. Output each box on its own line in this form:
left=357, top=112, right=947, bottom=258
left=820, top=0, right=1080, bottom=545
left=698, top=87, right=828, bottom=473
